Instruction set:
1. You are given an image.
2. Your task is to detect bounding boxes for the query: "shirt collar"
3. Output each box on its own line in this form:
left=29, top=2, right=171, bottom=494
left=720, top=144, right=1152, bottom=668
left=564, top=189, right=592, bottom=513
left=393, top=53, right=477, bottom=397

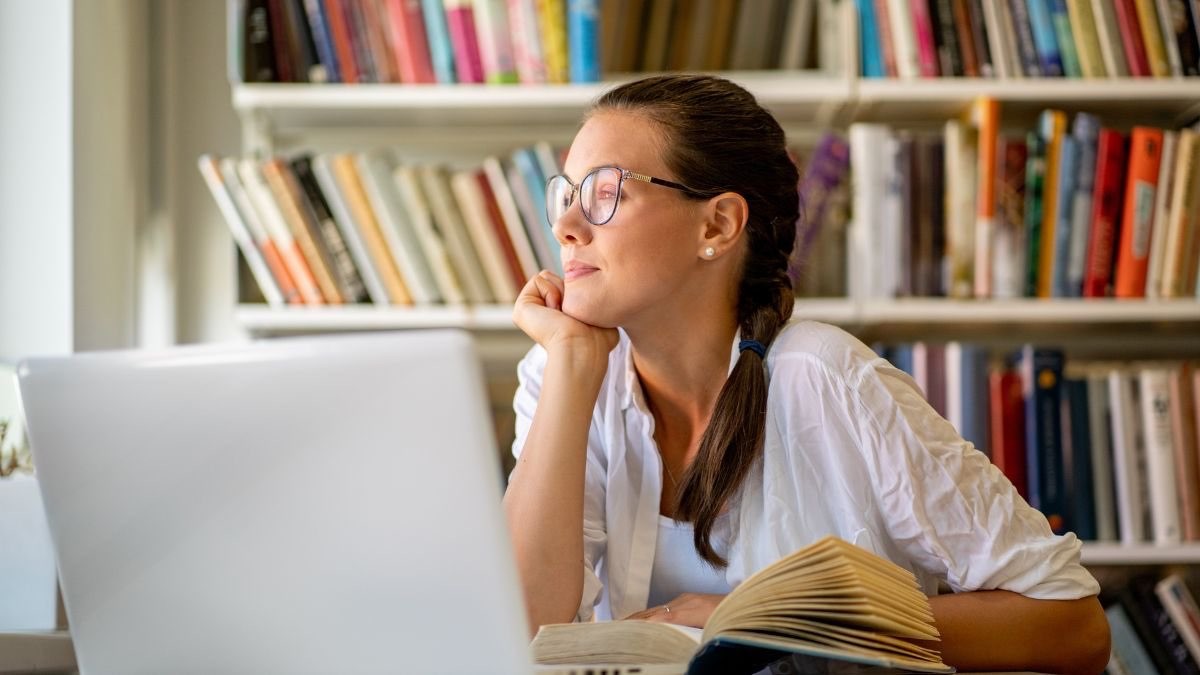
left=619, top=329, right=744, bottom=412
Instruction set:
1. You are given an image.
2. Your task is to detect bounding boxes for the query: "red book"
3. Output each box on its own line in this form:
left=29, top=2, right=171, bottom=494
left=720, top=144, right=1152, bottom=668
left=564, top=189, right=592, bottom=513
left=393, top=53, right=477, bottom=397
left=384, top=0, right=436, bottom=83
left=324, top=0, right=360, bottom=83
left=1113, top=127, right=1164, bottom=298
left=476, top=172, right=527, bottom=290
left=910, top=0, right=941, bottom=77
left=874, top=0, right=899, bottom=77
left=989, top=368, right=1027, bottom=500
left=266, top=0, right=295, bottom=81
left=1113, top=0, right=1151, bottom=77
left=1082, top=130, right=1129, bottom=298
left=445, top=0, right=486, bottom=83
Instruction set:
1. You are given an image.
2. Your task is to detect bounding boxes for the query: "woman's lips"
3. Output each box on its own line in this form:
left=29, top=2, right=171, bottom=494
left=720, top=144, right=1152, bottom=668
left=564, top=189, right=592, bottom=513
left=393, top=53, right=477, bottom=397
left=564, top=266, right=598, bottom=281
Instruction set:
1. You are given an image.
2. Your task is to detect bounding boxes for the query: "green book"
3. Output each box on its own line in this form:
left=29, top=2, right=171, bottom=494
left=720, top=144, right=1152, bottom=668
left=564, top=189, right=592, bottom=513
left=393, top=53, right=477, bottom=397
left=1024, top=133, right=1047, bottom=298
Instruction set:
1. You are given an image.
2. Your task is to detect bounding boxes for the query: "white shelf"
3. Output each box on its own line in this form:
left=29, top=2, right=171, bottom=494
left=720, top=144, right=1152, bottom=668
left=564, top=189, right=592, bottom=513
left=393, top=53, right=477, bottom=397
left=1081, top=543, right=1200, bottom=565
left=237, top=299, right=1200, bottom=335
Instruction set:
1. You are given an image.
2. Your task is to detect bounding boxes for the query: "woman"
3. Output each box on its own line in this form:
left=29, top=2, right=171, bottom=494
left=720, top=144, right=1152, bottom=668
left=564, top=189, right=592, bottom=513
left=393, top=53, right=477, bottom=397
left=503, top=74, right=1109, bottom=675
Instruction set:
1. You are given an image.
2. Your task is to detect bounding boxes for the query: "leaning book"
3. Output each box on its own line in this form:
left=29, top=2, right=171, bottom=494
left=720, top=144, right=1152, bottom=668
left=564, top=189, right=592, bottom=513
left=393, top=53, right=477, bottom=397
left=531, top=536, right=954, bottom=675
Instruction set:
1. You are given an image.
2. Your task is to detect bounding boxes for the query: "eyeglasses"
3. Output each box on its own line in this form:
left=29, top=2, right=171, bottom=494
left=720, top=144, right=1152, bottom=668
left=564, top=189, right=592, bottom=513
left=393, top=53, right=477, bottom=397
left=545, top=167, right=696, bottom=227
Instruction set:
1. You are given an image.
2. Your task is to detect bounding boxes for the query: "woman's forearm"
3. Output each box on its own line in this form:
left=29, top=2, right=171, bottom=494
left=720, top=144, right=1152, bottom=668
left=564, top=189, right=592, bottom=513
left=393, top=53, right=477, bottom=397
left=925, top=591, right=1109, bottom=675
left=503, top=347, right=609, bottom=637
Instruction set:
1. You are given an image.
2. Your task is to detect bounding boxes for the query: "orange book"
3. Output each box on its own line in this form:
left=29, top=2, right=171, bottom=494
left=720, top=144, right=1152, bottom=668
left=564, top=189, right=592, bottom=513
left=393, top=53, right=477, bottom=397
left=323, top=0, right=360, bottom=83
left=236, top=158, right=325, bottom=305
left=476, top=171, right=528, bottom=291
left=1037, top=110, right=1067, bottom=298
left=1133, top=0, right=1171, bottom=76
left=329, top=155, right=413, bottom=305
left=970, top=97, right=1000, bottom=299
left=1113, top=126, right=1165, bottom=297
left=261, top=159, right=345, bottom=304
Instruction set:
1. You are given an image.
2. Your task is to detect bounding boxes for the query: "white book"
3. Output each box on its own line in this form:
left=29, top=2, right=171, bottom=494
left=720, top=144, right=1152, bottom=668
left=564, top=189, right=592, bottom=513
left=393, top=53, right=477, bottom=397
left=1156, top=574, right=1200, bottom=662
left=420, top=165, right=494, bottom=304
left=506, top=162, right=556, bottom=272
left=1139, top=366, right=1182, bottom=544
left=779, top=0, right=817, bottom=69
left=483, top=156, right=540, bottom=281
left=450, top=169, right=520, bottom=303
left=219, top=157, right=298, bottom=304
left=236, top=158, right=324, bottom=306
left=728, top=0, right=772, bottom=69
left=199, top=155, right=286, bottom=308
left=1145, top=130, right=1179, bottom=298
left=355, top=152, right=442, bottom=305
left=944, top=119, right=976, bottom=299
left=393, top=165, right=467, bottom=305
left=1109, top=369, right=1149, bottom=544
left=848, top=124, right=892, bottom=300
left=1160, top=129, right=1200, bottom=298
left=982, top=0, right=1014, bottom=79
left=310, top=154, right=389, bottom=306
left=885, top=0, right=920, bottom=79
left=1085, top=371, right=1118, bottom=541
left=507, top=0, right=545, bottom=84
left=1089, top=0, right=1129, bottom=77
left=473, top=0, right=517, bottom=83
left=944, top=342, right=964, bottom=437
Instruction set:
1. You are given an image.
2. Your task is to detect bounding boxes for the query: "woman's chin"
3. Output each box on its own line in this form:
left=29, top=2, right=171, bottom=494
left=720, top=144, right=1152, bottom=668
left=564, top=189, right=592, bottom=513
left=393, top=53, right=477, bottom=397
left=562, top=296, right=619, bottom=329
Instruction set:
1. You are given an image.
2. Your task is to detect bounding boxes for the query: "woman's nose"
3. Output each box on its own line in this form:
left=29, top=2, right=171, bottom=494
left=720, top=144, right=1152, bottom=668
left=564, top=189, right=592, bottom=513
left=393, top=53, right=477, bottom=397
left=551, top=200, right=591, bottom=246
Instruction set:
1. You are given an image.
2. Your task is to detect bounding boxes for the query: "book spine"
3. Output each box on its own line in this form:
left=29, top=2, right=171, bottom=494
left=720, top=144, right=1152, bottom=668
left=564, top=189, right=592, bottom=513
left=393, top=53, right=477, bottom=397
left=966, top=0, right=995, bottom=76
left=1156, top=0, right=1185, bottom=74
left=930, top=0, right=964, bottom=76
left=244, top=0, right=280, bottom=81
left=792, top=133, right=852, bottom=280
left=992, top=0, right=1025, bottom=78
left=237, top=159, right=325, bottom=305
left=1066, top=0, right=1106, bottom=77
left=392, top=164, right=465, bottom=304
left=418, top=165, right=493, bottom=303
left=391, top=0, right=437, bottom=83
left=444, top=0, right=486, bottom=82
left=1082, top=129, right=1127, bottom=298
left=856, top=0, right=887, bottom=76
left=310, top=155, right=389, bottom=305
left=1147, top=130, right=1180, bottom=298
left=483, top=156, right=541, bottom=279
left=330, top=155, right=414, bottom=304
left=1037, top=109, right=1067, bottom=298
left=449, top=170, right=520, bottom=302
left=1172, top=363, right=1200, bottom=541
left=568, top=0, right=601, bottom=82
left=993, top=136, right=1028, bottom=299
left=972, top=97, right=999, bottom=299
left=1161, top=130, right=1200, bottom=298
left=1023, top=132, right=1046, bottom=298
left=261, top=158, right=345, bottom=303
left=302, top=0, right=341, bottom=81
left=1063, top=378, right=1096, bottom=539
left=1027, top=0, right=1066, bottom=75
left=1049, top=135, right=1078, bottom=297
left=290, top=156, right=370, bottom=303
left=512, top=147, right=561, bottom=274
left=218, top=158, right=303, bottom=305
left=475, top=171, right=528, bottom=290
left=344, top=0, right=379, bottom=81
left=1087, top=373, right=1118, bottom=540
left=1024, top=346, right=1068, bottom=534
left=1175, top=0, right=1200, bottom=75
left=990, top=368, right=1029, bottom=498
left=537, top=0, right=570, bottom=83
left=323, top=0, right=360, bottom=82
left=1049, top=0, right=1082, bottom=76
left=1009, top=0, right=1044, bottom=75
left=873, top=0, right=900, bottom=76
left=473, top=0, right=519, bottom=82
left=1135, top=0, right=1173, bottom=75
left=886, top=0, right=922, bottom=77
left=508, top=0, right=547, bottom=82
left=1065, top=113, right=1099, bottom=297
left=420, top=0, right=458, bottom=82
left=286, top=0, right=325, bottom=82
left=1091, top=0, right=1131, bottom=75
left=1107, top=604, right=1166, bottom=675
left=1115, top=0, right=1154, bottom=75
left=909, top=0, right=941, bottom=76
left=1131, top=576, right=1200, bottom=674
left=1119, top=581, right=1190, bottom=675
left=1114, top=126, right=1165, bottom=297
left=951, top=0, right=980, bottom=75
left=1156, top=574, right=1200, bottom=662
left=266, top=0, right=297, bottom=81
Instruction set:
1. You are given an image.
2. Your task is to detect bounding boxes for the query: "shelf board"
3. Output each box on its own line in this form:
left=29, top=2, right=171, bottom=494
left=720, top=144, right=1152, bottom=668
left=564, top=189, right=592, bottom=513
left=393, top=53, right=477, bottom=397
left=237, top=299, right=1200, bottom=336
left=233, top=73, right=852, bottom=130
left=852, top=78, right=1200, bottom=125
left=1081, top=543, right=1200, bottom=565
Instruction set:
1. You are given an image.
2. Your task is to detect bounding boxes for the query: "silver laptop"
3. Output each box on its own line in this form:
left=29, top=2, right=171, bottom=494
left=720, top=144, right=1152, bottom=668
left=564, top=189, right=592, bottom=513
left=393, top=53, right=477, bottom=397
left=17, top=330, right=682, bottom=675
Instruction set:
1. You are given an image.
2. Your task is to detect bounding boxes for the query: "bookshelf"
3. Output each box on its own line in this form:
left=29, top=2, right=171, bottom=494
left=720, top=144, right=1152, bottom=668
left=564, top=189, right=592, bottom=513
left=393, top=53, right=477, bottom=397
left=1081, top=543, right=1200, bottom=566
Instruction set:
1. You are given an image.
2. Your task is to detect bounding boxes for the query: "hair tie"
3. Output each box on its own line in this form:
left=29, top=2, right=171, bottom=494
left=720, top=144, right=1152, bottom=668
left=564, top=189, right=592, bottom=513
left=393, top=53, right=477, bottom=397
left=738, top=339, right=766, bottom=359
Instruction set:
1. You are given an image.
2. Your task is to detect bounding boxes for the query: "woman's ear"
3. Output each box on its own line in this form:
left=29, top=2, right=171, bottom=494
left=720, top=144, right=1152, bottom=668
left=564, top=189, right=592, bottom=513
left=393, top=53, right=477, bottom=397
left=698, top=192, right=749, bottom=260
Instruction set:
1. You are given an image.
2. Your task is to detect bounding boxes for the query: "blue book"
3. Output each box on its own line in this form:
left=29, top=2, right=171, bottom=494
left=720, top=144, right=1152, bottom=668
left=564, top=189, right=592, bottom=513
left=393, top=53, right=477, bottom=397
left=890, top=344, right=914, bottom=378
left=512, top=148, right=562, bottom=275
left=303, top=0, right=341, bottom=83
left=1008, top=0, right=1043, bottom=76
left=1062, top=378, right=1095, bottom=539
left=1020, top=345, right=1067, bottom=534
left=961, top=345, right=990, bottom=457
left=1050, top=135, right=1078, bottom=297
left=421, top=0, right=457, bottom=84
left=1105, top=604, right=1161, bottom=675
left=1048, top=0, right=1080, bottom=77
left=568, top=0, right=600, bottom=83
left=856, top=0, right=885, bottom=77
left=1065, top=113, right=1099, bottom=297
left=1026, top=0, right=1064, bottom=76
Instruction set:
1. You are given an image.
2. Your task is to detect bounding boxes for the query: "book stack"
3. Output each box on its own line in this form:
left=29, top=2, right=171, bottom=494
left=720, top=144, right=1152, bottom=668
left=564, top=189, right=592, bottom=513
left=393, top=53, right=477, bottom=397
left=199, top=146, right=565, bottom=307
left=232, top=0, right=839, bottom=85
left=875, top=342, right=1200, bottom=546
left=850, top=101, right=1200, bottom=300
left=856, top=0, right=1200, bottom=79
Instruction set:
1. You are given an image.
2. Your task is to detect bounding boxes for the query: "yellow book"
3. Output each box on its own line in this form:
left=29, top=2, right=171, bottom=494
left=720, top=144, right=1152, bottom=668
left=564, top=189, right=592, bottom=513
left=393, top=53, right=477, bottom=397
left=1037, top=110, right=1067, bottom=298
left=1133, top=0, right=1171, bottom=77
left=1065, top=0, right=1106, bottom=78
left=330, top=155, right=414, bottom=306
left=531, top=537, right=953, bottom=673
left=537, top=0, right=569, bottom=83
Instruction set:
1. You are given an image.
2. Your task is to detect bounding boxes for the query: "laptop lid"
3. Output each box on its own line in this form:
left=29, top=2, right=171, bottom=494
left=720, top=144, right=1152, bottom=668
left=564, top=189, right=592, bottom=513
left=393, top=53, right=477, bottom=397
left=17, top=330, right=532, bottom=674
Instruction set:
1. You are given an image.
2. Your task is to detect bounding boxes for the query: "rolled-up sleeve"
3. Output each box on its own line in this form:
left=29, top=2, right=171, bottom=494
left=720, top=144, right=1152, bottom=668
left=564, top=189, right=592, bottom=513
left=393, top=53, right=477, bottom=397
left=510, top=346, right=608, bottom=621
left=848, top=358, right=1101, bottom=599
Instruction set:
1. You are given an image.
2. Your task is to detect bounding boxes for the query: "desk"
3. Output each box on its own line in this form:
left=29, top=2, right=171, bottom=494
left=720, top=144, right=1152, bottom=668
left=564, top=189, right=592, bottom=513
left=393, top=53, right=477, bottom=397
left=0, top=631, right=75, bottom=674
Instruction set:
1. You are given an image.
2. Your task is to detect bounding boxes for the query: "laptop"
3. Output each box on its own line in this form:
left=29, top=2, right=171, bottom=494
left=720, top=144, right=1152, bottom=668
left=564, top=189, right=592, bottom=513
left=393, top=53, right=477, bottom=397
left=17, top=330, right=684, bottom=675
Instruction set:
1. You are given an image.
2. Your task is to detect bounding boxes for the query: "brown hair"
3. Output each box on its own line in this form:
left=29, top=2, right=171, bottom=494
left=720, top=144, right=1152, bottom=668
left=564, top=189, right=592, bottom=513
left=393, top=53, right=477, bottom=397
left=592, top=75, right=799, bottom=567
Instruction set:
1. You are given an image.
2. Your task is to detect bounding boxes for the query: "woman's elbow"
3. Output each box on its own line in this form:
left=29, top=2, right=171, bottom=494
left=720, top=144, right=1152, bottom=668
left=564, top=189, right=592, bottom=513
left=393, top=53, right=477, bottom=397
left=1071, top=597, right=1111, bottom=675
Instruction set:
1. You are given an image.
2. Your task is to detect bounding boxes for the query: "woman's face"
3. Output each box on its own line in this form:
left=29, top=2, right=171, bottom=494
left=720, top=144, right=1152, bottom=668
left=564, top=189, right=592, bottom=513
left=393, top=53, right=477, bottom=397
left=554, top=111, right=709, bottom=328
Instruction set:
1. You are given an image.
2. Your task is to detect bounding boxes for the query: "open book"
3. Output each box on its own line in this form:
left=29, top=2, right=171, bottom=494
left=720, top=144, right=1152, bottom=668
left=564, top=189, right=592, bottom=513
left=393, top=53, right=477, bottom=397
left=531, top=536, right=954, bottom=675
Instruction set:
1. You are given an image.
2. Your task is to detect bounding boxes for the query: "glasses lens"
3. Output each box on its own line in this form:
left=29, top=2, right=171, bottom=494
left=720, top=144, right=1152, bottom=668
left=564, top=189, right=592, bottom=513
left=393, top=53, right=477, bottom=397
left=581, top=168, right=622, bottom=225
left=545, top=175, right=574, bottom=225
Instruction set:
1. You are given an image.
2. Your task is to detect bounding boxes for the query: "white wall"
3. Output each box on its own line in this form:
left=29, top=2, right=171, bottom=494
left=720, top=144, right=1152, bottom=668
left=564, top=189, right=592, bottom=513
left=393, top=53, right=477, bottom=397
left=0, top=1, right=74, bottom=361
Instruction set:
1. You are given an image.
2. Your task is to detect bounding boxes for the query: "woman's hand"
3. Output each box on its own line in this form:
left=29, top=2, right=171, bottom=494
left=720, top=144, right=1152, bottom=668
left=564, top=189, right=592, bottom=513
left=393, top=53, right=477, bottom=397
left=512, top=270, right=618, bottom=359
left=622, top=593, right=726, bottom=629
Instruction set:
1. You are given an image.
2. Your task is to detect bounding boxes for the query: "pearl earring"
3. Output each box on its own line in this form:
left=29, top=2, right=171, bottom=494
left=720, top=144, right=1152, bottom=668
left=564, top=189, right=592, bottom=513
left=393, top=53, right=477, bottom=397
left=704, top=247, right=716, bottom=258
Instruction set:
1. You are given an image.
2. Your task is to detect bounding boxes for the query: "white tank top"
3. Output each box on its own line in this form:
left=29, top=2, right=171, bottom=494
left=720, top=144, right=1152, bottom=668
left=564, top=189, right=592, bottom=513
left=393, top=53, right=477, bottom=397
left=646, top=513, right=733, bottom=608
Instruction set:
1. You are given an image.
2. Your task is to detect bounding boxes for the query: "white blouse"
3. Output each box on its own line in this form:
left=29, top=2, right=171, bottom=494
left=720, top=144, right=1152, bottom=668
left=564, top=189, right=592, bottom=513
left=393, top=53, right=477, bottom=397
left=510, top=320, right=1101, bottom=623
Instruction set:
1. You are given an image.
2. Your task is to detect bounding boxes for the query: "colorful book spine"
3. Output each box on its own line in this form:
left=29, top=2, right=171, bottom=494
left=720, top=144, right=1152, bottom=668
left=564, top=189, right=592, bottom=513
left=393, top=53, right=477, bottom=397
left=1140, top=368, right=1182, bottom=544
left=1065, top=113, right=1099, bottom=297
left=1009, top=0, right=1044, bottom=75
left=791, top=133, right=852, bottom=283
left=909, top=0, right=941, bottom=76
left=310, top=154, right=389, bottom=305
left=1134, top=0, right=1172, bottom=75
left=537, top=0, right=570, bottom=83
left=384, top=0, right=436, bottom=83
left=971, top=97, right=999, bottom=299
left=1062, top=377, right=1095, bottom=539
left=1037, top=110, right=1067, bottom=298
left=1049, top=135, right=1078, bottom=297
left=303, top=0, right=342, bottom=82
left=1021, top=345, right=1068, bottom=534
left=508, top=0, right=547, bottom=83
left=1049, top=0, right=1082, bottom=76
left=1090, top=0, right=1130, bottom=76
left=473, top=0, right=519, bottom=83
left=421, top=0, right=458, bottom=83
left=993, top=136, right=1028, bottom=300
left=1027, top=0, right=1065, bottom=75
left=1082, top=129, right=1127, bottom=298
left=344, top=0, right=379, bottom=81
left=323, top=0, right=360, bottom=82
left=217, top=157, right=302, bottom=304
left=951, top=0, right=980, bottom=75
left=989, top=367, right=1028, bottom=499
left=1175, top=0, right=1200, bottom=75
left=1114, top=0, right=1153, bottom=76
left=857, top=0, right=887, bottom=76
left=1146, top=130, right=1178, bottom=299
left=1023, top=132, right=1046, bottom=298
left=1066, top=0, right=1106, bottom=77
left=1114, top=127, right=1165, bottom=297
left=289, top=155, right=369, bottom=303
left=567, top=0, right=600, bottom=82
left=1162, top=130, right=1200, bottom=298
left=444, top=0, right=486, bottom=82
left=874, top=0, right=900, bottom=76
left=929, top=0, right=963, bottom=76
left=966, top=0, right=995, bottom=76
